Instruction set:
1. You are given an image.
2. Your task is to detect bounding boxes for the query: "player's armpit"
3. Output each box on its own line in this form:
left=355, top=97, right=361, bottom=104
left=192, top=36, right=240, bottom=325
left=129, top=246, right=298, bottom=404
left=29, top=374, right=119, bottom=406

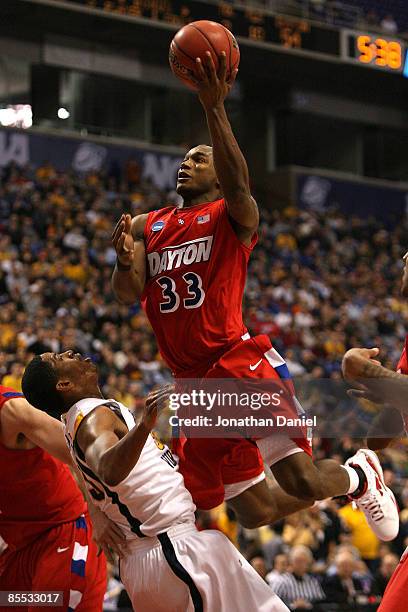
left=1, top=397, right=73, bottom=464
left=76, top=405, right=149, bottom=487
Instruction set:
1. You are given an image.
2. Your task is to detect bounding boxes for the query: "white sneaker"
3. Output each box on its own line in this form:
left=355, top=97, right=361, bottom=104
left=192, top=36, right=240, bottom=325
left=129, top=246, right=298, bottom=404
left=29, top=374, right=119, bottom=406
left=345, top=449, right=399, bottom=541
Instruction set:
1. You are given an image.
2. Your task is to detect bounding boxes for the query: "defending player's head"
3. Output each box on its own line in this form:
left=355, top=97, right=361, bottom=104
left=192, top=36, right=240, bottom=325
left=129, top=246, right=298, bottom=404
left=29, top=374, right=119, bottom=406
left=22, top=350, right=99, bottom=418
left=402, top=251, right=408, bottom=297
left=176, top=144, right=221, bottom=203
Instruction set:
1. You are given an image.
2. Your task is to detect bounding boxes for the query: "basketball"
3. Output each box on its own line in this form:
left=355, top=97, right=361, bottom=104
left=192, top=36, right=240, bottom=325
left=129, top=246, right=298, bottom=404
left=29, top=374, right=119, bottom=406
left=169, top=20, right=240, bottom=91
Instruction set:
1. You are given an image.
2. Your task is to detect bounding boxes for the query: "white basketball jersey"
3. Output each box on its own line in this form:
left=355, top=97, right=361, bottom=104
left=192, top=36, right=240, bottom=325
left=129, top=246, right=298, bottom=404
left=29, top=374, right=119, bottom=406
left=63, top=397, right=195, bottom=539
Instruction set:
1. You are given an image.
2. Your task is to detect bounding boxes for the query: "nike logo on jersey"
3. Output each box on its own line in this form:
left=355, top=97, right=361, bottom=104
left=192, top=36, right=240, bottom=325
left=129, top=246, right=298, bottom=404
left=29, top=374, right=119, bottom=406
left=249, top=359, right=263, bottom=371
left=57, top=546, right=70, bottom=553
left=148, top=236, right=213, bottom=278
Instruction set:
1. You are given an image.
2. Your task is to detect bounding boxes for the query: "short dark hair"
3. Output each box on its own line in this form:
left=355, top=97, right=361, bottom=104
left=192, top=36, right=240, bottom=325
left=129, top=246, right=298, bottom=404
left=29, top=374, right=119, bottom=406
left=22, top=356, right=65, bottom=416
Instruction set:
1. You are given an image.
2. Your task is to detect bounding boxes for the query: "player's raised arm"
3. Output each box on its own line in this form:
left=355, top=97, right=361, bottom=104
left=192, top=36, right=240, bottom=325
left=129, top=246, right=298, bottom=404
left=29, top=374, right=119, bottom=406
left=76, top=386, right=171, bottom=487
left=196, top=51, right=259, bottom=236
left=111, top=213, right=147, bottom=305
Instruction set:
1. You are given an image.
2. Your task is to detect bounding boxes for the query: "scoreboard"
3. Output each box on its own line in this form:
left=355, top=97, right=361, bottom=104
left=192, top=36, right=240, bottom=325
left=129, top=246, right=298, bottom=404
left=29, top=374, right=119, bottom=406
left=32, top=0, right=408, bottom=76
left=342, top=30, right=406, bottom=74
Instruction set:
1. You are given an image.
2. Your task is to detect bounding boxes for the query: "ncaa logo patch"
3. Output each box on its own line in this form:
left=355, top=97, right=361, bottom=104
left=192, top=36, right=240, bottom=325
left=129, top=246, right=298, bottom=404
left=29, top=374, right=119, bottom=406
left=152, top=221, right=165, bottom=232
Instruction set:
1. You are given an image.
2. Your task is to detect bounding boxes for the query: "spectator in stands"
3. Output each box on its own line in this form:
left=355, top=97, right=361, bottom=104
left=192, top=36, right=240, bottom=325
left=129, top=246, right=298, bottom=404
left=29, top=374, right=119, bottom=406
left=381, top=13, right=398, bottom=35
left=372, top=553, right=399, bottom=597
left=322, top=550, right=368, bottom=609
left=1, top=362, right=24, bottom=391
left=338, top=502, right=380, bottom=572
left=249, top=555, right=269, bottom=582
left=266, top=553, right=290, bottom=589
left=273, top=545, right=326, bottom=610
left=262, top=521, right=287, bottom=570
left=365, top=9, right=380, bottom=30
left=103, top=562, right=122, bottom=611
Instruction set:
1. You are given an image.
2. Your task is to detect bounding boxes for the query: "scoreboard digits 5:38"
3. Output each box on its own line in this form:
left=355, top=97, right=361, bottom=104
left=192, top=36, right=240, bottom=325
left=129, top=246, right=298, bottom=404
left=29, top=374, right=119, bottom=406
left=341, top=29, right=407, bottom=74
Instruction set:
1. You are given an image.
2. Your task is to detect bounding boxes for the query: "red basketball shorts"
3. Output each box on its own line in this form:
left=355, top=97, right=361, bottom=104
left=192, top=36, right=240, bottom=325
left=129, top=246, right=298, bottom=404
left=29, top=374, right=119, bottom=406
left=173, top=334, right=312, bottom=510
left=378, top=547, right=408, bottom=611
left=0, top=513, right=106, bottom=612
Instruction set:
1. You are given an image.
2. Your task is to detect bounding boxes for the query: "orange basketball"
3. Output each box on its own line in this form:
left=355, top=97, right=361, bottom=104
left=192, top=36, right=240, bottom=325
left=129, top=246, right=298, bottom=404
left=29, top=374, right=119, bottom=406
left=169, top=20, right=240, bottom=91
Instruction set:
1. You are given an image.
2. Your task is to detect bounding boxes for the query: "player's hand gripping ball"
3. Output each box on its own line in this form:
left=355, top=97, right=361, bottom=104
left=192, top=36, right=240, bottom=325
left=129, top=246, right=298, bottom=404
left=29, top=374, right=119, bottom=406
left=169, top=20, right=240, bottom=91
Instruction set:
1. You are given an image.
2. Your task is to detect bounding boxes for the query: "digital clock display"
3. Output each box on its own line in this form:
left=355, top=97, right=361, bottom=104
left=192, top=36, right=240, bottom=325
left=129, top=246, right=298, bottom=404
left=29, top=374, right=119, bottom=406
left=342, top=29, right=407, bottom=74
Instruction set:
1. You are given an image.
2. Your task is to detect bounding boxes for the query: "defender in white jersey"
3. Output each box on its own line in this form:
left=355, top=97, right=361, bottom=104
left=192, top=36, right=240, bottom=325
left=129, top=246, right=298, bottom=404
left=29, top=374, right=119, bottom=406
left=22, top=350, right=289, bottom=612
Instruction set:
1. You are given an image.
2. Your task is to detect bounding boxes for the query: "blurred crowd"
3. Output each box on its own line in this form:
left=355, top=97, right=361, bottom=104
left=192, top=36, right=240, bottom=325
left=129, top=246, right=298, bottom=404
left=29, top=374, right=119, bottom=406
left=241, top=0, right=405, bottom=37
left=2, top=160, right=408, bottom=610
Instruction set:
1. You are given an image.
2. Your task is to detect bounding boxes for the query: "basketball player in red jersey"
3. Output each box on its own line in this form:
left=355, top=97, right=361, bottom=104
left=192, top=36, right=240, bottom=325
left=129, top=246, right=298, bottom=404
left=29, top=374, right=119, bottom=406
left=342, top=251, right=408, bottom=611
left=0, top=383, right=125, bottom=611
left=112, top=51, right=398, bottom=541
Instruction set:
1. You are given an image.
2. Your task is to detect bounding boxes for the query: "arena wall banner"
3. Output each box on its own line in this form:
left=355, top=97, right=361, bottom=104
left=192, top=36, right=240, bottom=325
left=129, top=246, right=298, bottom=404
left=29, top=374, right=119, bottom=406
left=297, top=172, right=408, bottom=221
left=0, top=127, right=183, bottom=191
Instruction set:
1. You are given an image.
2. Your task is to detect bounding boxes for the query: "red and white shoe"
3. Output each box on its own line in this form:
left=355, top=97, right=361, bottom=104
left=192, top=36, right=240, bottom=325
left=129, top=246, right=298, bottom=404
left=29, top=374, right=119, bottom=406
left=345, top=448, right=399, bottom=541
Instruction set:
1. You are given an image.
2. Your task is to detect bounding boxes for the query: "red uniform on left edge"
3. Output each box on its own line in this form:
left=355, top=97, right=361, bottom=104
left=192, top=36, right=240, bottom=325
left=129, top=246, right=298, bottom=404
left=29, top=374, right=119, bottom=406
left=377, top=338, right=408, bottom=611
left=0, top=386, right=106, bottom=612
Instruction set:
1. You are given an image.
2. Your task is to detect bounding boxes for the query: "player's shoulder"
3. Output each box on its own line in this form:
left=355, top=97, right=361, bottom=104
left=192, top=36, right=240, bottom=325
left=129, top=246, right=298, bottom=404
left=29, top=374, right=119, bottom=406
left=150, top=204, right=178, bottom=217
left=0, top=385, right=24, bottom=404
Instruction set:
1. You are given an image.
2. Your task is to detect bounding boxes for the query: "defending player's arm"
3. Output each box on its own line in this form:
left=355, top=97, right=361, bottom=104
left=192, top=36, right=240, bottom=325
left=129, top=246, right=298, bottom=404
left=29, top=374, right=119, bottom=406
left=76, top=386, right=170, bottom=487
left=2, top=397, right=127, bottom=559
left=111, top=213, right=147, bottom=305
left=2, top=397, right=73, bottom=463
left=195, top=52, right=259, bottom=236
left=365, top=405, right=405, bottom=451
left=343, top=347, right=408, bottom=414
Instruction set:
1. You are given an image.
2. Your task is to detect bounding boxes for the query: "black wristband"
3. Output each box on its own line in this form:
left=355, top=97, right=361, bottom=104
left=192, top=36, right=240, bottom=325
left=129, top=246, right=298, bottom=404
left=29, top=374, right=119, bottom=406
left=116, top=259, right=132, bottom=271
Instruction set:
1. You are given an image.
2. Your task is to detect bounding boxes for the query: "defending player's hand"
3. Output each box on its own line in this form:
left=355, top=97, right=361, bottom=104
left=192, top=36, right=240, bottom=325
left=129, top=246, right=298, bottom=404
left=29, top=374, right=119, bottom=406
left=112, top=213, right=135, bottom=267
left=195, top=51, right=238, bottom=109
left=142, top=384, right=174, bottom=430
left=342, top=347, right=381, bottom=380
left=88, top=503, right=128, bottom=562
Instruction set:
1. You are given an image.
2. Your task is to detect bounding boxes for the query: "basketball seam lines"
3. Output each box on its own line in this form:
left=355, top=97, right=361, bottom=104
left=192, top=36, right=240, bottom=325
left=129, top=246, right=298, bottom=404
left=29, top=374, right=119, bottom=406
left=172, top=39, right=197, bottom=64
left=189, top=23, right=220, bottom=61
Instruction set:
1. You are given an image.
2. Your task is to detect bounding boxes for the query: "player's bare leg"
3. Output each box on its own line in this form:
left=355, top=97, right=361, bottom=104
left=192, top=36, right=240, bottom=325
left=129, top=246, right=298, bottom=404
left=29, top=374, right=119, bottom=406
left=228, top=450, right=398, bottom=542
left=227, top=479, right=313, bottom=529
left=271, top=450, right=398, bottom=541
left=271, top=453, right=350, bottom=501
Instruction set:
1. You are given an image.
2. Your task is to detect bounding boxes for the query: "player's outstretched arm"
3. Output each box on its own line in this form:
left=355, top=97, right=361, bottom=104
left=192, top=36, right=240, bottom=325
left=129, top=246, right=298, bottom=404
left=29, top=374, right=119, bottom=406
left=2, top=397, right=73, bottom=463
left=196, top=51, right=259, bottom=237
left=76, top=386, right=171, bottom=487
left=366, top=405, right=405, bottom=451
left=111, top=213, right=147, bottom=305
left=343, top=347, right=408, bottom=415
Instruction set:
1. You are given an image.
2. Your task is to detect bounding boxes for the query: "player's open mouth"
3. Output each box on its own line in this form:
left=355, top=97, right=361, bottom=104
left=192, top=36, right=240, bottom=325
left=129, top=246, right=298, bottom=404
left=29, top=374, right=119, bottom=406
left=178, top=172, right=191, bottom=182
left=74, top=353, right=92, bottom=362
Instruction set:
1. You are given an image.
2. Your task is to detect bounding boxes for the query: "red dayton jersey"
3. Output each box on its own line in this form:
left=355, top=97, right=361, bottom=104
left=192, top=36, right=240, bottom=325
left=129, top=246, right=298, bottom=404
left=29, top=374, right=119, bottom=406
left=0, top=386, right=86, bottom=555
left=397, top=336, right=408, bottom=431
left=141, top=198, right=257, bottom=377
